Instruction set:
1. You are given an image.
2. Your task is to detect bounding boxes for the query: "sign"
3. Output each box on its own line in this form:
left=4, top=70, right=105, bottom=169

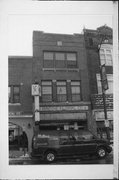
left=95, top=111, right=113, bottom=121
left=91, top=94, right=113, bottom=109
left=100, top=64, right=108, bottom=91
left=40, top=105, right=88, bottom=112
left=31, top=84, right=41, bottom=96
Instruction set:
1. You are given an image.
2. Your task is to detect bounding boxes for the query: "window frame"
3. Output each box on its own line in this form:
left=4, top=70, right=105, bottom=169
left=56, top=81, right=67, bottom=102
left=9, top=85, right=20, bottom=104
left=99, top=45, right=113, bottom=66
left=96, top=74, right=113, bottom=94
left=71, top=81, right=81, bottom=102
left=41, top=80, right=53, bottom=102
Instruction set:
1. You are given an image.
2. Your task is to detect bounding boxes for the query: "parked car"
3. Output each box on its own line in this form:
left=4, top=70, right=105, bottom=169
left=31, top=130, right=112, bottom=163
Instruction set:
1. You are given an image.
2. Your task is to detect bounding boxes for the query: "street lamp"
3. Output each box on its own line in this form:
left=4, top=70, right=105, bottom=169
left=97, top=35, right=110, bottom=140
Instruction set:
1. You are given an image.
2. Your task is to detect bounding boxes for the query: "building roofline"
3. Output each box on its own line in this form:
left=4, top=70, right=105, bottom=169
left=33, top=30, right=82, bottom=37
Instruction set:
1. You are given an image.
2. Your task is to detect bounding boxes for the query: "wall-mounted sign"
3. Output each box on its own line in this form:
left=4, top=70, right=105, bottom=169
left=91, top=94, right=113, bottom=109
left=100, top=64, right=108, bottom=91
left=95, top=111, right=113, bottom=121
left=40, top=105, right=88, bottom=112
left=31, top=84, right=41, bottom=96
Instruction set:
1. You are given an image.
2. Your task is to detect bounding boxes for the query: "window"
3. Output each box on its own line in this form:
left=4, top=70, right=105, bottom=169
left=44, top=52, right=53, bottom=60
left=55, top=52, right=65, bottom=60
left=57, top=81, right=67, bottom=102
left=96, top=74, right=113, bottom=94
left=9, top=86, right=20, bottom=103
left=66, top=53, right=77, bottom=68
left=41, top=81, right=52, bottom=102
left=43, top=51, right=77, bottom=68
left=71, top=81, right=81, bottom=102
left=9, top=86, right=11, bottom=103
left=99, top=48, right=113, bottom=66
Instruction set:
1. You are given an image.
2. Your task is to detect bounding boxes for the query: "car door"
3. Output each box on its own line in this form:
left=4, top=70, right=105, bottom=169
left=58, top=131, right=74, bottom=156
left=69, top=131, right=97, bottom=155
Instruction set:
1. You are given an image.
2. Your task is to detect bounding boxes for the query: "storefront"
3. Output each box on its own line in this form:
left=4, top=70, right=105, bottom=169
left=37, top=103, right=95, bottom=133
left=91, top=94, right=113, bottom=141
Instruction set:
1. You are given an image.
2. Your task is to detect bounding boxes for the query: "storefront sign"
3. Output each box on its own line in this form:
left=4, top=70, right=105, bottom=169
left=40, top=105, right=88, bottom=112
left=91, top=94, right=113, bottom=109
left=95, top=111, right=113, bottom=121
left=31, top=84, right=41, bottom=96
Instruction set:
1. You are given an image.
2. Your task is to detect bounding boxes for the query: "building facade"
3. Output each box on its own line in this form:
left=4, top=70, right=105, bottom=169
left=32, top=31, right=96, bottom=133
left=83, top=25, right=113, bottom=140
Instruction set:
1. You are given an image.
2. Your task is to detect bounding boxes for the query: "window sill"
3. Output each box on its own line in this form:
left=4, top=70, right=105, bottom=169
left=43, top=68, right=79, bottom=72
left=9, top=103, right=21, bottom=106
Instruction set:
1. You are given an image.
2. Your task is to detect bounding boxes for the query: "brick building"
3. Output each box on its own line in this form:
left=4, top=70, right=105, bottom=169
left=9, top=31, right=96, bottom=152
left=83, top=25, right=113, bottom=140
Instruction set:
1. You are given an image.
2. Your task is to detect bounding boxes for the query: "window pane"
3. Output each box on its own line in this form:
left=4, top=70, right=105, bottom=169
left=72, top=87, right=80, bottom=94
left=57, top=87, right=66, bottom=94
left=44, top=52, right=53, bottom=60
left=71, top=81, right=80, bottom=86
left=67, top=53, right=76, bottom=61
left=97, top=80, right=102, bottom=94
left=72, top=94, right=81, bottom=102
left=42, top=86, right=52, bottom=94
left=13, top=86, right=20, bottom=93
left=13, top=86, right=20, bottom=103
left=57, top=81, right=66, bottom=86
left=55, top=53, right=65, bottom=60
left=57, top=81, right=66, bottom=102
left=42, top=81, right=52, bottom=85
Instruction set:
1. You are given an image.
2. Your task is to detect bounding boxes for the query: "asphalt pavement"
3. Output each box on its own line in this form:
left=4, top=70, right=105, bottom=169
left=9, top=153, right=113, bottom=165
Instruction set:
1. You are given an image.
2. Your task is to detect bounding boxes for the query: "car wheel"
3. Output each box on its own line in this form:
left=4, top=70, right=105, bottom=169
left=45, top=151, right=56, bottom=163
left=97, top=147, right=107, bottom=158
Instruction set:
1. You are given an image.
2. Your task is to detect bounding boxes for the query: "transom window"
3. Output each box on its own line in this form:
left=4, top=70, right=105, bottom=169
left=9, top=85, right=20, bottom=103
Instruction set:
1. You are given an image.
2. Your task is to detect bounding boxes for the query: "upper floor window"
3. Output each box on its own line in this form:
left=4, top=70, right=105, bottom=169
left=44, top=52, right=53, bottom=60
left=99, top=45, right=113, bottom=66
left=43, top=51, right=77, bottom=68
left=96, top=74, right=113, bottom=94
left=9, top=85, right=20, bottom=103
left=71, top=81, right=81, bottom=102
left=55, top=52, right=65, bottom=61
left=57, top=81, right=67, bottom=102
left=41, top=81, right=52, bottom=102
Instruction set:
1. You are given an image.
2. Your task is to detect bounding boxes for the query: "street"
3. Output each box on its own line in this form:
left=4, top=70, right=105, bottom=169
left=9, top=153, right=113, bottom=165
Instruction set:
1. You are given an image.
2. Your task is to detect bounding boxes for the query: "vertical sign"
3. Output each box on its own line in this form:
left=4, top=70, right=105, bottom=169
left=100, top=64, right=108, bottom=91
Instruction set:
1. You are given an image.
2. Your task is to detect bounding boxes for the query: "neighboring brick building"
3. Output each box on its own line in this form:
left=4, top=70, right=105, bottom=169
left=83, top=25, right=113, bottom=139
left=9, top=31, right=97, bottom=152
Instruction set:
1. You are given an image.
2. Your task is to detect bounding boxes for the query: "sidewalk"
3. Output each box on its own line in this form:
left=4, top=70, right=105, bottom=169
left=9, top=150, right=31, bottom=160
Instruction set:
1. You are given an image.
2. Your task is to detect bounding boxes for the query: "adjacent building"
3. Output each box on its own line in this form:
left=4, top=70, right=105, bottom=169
left=83, top=25, right=113, bottom=139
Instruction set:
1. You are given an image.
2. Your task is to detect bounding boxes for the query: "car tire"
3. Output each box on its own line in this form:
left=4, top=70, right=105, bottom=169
left=45, top=151, right=56, bottom=163
left=97, top=147, right=107, bottom=158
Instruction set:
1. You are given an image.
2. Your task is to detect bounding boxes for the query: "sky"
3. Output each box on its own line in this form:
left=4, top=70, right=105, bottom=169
left=8, top=1, right=113, bottom=56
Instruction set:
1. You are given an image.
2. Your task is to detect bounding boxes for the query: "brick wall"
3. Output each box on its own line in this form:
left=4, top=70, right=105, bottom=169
left=9, top=57, right=33, bottom=114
